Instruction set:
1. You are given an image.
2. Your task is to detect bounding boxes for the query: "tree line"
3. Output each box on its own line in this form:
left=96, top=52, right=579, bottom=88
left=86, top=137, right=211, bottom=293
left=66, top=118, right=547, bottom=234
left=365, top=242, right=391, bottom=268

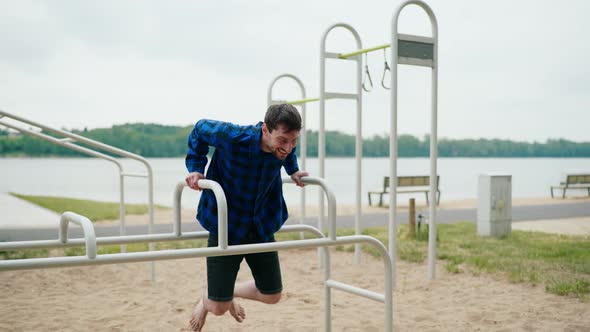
left=1, top=124, right=589, bottom=158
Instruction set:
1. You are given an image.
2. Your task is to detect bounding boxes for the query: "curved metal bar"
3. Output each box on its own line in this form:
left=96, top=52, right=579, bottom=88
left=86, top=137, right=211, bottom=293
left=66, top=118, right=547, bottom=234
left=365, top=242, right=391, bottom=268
left=59, top=212, right=97, bottom=259
left=283, top=176, right=337, bottom=241
left=0, top=109, right=155, bottom=276
left=0, top=120, right=123, bottom=172
left=267, top=73, right=308, bottom=240
left=390, top=0, right=439, bottom=282
left=173, top=181, right=186, bottom=237
left=267, top=73, right=307, bottom=106
left=193, top=179, right=228, bottom=249
left=319, top=23, right=364, bottom=264
left=172, top=180, right=227, bottom=249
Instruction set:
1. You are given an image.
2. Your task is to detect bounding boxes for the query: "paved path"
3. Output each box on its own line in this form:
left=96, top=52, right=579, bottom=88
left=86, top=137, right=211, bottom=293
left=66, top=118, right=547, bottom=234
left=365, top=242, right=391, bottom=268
left=0, top=192, right=60, bottom=229
left=1, top=198, right=588, bottom=241
left=512, top=217, right=590, bottom=235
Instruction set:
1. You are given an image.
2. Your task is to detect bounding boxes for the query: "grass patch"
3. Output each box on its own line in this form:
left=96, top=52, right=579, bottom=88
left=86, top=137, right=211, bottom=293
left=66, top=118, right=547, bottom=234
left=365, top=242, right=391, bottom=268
left=10, top=193, right=169, bottom=221
left=384, top=222, right=590, bottom=298
left=546, top=279, right=590, bottom=296
left=0, top=248, right=49, bottom=260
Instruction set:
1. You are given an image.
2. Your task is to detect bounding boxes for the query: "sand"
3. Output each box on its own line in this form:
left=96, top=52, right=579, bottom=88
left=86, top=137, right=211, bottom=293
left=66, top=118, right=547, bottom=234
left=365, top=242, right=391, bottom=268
left=2, top=196, right=589, bottom=331
left=1, top=249, right=589, bottom=331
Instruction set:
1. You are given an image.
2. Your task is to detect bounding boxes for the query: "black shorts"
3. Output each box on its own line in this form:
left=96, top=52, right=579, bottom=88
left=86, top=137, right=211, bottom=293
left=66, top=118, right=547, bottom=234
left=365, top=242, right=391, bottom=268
left=206, top=234, right=283, bottom=302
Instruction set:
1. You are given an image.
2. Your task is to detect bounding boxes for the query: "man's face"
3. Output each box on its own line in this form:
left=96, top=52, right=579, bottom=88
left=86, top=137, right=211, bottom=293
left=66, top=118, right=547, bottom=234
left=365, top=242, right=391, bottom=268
left=262, top=123, right=300, bottom=160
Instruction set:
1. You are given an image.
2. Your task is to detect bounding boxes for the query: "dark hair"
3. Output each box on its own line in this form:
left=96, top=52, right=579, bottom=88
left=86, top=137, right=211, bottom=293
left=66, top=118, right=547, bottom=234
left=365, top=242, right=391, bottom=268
left=264, top=104, right=302, bottom=133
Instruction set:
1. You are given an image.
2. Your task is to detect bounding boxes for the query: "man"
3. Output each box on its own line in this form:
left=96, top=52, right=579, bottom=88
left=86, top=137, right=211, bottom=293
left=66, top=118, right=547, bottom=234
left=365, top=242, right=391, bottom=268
left=185, top=104, right=308, bottom=331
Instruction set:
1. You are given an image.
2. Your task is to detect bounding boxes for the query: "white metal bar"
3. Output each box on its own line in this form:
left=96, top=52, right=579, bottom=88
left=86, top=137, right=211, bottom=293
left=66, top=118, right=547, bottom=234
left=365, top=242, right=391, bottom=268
left=0, top=110, right=156, bottom=280
left=326, top=279, right=385, bottom=302
left=323, top=92, right=359, bottom=100
left=283, top=177, right=337, bottom=240
left=173, top=182, right=185, bottom=236
left=0, top=225, right=325, bottom=251
left=389, top=12, right=399, bottom=286
left=121, top=172, right=148, bottom=178
left=320, top=23, right=364, bottom=268
left=120, top=173, right=126, bottom=253
left=391, top=0, right=439, bottom=284
left=196, top=179, right=228, bottom=249
left=0, top=235, right=389, bottom=279
left=397, top=33, right=434, bottom=44
left=58, top=137, right=75, bottom=143
left=427, top=4, right=439, bottom=282
left=59, top=212, right=97, bottom=259
left=266, top=73, right=308, bottom=240
left=354, top=35, right=363, bottom=265
left=0, top=120, right=122, bottom=169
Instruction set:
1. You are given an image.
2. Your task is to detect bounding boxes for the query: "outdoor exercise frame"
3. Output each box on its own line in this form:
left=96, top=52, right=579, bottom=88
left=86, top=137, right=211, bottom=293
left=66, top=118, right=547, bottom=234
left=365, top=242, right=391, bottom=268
left=0, top=177, right=394, bottom=332
left=267, top=74, right=308, bottom=240
left=0, top=109, right=158, bottom=280
left=266, top=0, right=438, bottom=281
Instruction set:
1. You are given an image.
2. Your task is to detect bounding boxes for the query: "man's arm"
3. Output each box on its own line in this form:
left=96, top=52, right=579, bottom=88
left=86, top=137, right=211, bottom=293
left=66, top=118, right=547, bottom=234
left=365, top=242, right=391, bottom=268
left=185, top=119, right=228, bottom=191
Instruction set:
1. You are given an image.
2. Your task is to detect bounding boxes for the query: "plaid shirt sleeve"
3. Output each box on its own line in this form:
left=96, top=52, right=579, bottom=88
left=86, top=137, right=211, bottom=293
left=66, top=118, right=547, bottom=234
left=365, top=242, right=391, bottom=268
left=185, top=119, right=238, bottom=173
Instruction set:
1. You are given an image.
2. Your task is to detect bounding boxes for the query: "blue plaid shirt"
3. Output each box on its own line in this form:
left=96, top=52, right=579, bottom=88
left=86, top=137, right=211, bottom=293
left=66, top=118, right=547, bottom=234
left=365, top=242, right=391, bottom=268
left=185, top=119, right=299, bottom=245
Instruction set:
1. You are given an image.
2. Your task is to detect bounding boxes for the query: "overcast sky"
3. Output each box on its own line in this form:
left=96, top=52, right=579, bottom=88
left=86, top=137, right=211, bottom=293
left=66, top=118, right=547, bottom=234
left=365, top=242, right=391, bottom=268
left=1, top=0, right=589, bottom=142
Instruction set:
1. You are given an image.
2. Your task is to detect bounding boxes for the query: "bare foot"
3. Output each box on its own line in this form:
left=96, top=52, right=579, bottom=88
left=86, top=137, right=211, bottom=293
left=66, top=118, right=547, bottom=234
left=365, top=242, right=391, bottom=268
left=189, top=295, right=208, bottom=332
left=229, top=301, right=246, bottom=323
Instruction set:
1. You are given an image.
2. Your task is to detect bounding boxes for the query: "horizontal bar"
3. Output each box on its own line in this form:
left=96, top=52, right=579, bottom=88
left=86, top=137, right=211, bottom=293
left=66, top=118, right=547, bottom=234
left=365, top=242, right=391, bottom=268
left=0, top=120, right=121, bottom=165
left=0, top=225, right=324, bottom=251
left=0, top=110, right=152, bottom=165
left=276, top=93, right=359, bottom=105
left=338, top=34, right=434, bottom=59
left=326, top=279, right=385, bottom=303
left=325, top=52, right=357, bottom=60
left=0, top=232, right=206, bottom=250
left=0, top=235, right=385, bottom=271
left=324, top=92, right=359, bottom=100
left=339, top=44, right=389, bottom=59
left=286, top=97, right=321, bottom=105
left=59, top=212, right=97, bottom=259
left=121, top=172, right=148, bottom=178
left=58, top=138, right=75, bottom=143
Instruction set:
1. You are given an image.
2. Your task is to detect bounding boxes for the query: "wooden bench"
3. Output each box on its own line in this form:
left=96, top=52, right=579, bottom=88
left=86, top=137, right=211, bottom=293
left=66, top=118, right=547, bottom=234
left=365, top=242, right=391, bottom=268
left=368, top=175, right=441, bottom=207
left=550, top=174, right=590, bottom=198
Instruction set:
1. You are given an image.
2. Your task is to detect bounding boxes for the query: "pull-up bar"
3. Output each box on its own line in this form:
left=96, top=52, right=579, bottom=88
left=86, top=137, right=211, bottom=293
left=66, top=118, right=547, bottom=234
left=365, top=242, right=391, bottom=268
left=339, top=44, right=389, bottom=59
left=338, top=33, right=435, bottom=67
left=278, top=34, right=436, bottom=105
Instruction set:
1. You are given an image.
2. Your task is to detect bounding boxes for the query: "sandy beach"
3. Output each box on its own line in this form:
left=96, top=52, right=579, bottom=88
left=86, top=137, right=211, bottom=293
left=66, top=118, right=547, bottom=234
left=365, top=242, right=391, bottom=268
left=1, top=249, right=589, bottom=331
left=1, top=196, right=589, bottom=331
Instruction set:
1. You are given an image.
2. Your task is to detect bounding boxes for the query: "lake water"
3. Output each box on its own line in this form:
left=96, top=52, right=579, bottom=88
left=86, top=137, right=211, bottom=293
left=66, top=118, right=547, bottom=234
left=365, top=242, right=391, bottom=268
left=1, top=157, right=589, bottom=209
